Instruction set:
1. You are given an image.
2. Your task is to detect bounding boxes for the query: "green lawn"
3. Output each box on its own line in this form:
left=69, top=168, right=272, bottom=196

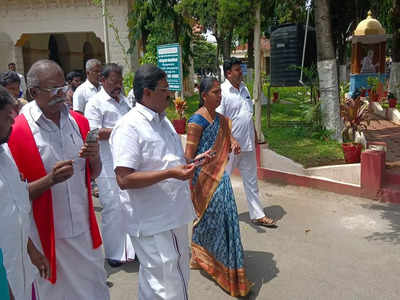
left=166, top=92, right=344, bottom=168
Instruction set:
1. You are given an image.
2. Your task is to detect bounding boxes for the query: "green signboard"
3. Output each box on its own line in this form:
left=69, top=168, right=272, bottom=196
left=157, top=43, right=183, bottom=92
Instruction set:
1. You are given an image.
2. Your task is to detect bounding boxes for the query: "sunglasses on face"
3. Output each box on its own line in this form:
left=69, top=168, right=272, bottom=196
left=37, top=85, right=69, bottom=96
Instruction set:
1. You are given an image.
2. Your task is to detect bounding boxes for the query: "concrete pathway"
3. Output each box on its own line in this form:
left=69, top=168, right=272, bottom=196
left=96, top=175, right=400, bottom=300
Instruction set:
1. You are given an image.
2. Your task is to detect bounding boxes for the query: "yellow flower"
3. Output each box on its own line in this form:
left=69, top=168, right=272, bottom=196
left=173, top=97, right=187, bottom=120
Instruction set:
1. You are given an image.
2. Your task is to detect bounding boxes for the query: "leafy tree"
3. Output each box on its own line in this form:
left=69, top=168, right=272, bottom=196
left=128, top=0, right=193, bottom=76
left=192, top=36, right=218, bottom=76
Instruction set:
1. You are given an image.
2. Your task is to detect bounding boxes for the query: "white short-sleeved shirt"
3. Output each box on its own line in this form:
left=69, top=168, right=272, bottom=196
left=127, top=89, right=136, bottom=108
left=216, top=80, right=255, bottom=152
left=0, top=144, right=37, bottom=300
left=17, top=73, right=27, bottom=97
left=73, top=79, right=101, bottom=113
left=22, top=101, right=90, bottom=240
left=110, top=103, right=195, bottom=237
left=85, top=87, right=131, bottom=178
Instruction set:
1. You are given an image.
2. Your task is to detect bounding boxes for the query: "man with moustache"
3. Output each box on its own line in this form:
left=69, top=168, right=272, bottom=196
left=216, top=57, right=276, bottom=227
left=73, top=59, right=102, bottom=114
left=85, top=63, right=135, bottom=267
left=8, top=59, right=109, bottom=299
left=110, top=64, right=214, bottom=300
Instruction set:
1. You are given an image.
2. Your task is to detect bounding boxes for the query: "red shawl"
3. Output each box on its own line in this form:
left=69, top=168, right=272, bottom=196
left=8, top=110, right=102, bottom=284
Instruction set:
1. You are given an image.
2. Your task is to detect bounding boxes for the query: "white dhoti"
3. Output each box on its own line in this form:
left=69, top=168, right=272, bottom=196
left=35, top=230, right=110, bottom=300
left=131, top=225, right=189, bottom=300
left=225, top=150, right=266, bottom=220
left=97, top=176, right=135, bottom=261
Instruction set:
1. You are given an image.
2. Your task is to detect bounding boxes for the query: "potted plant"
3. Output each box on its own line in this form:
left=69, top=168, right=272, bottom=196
left=388, top=92, right=397, bottom=108
left=172, top=96, right=187, bottom=134
left=340, top=95, right=370, bottom=163
left=366, top=77, right=383, bottom=102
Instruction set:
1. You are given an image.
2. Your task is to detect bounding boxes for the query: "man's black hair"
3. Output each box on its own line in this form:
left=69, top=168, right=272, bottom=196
left=66, top=71, right=82, bottom=82
left=133, top=64, right=166, bottom=103
left=101, top=63, right=123, bottom=79
left=0, top=71, right=21, bottom=87
left=223, top=57, right=242, bottom=76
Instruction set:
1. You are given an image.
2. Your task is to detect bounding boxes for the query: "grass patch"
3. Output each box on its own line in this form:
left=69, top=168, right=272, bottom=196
left=166, top=93, right=344, bottom=168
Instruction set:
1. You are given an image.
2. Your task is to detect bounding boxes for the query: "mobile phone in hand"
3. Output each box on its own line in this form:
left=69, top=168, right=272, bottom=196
left=190, top=150, right=217, bottom=166
left=86, top=129, right=99, bottom=143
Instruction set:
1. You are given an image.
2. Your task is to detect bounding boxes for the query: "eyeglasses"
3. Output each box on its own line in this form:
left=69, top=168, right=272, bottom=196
left=37, top=85, right=69, bottom=96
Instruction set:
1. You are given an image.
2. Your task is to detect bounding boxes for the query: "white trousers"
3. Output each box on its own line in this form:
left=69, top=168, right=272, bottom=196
left=36, top=230, right=110, bottom=300
left=131, top=225, right=189, bottom=300
left=225, top=150, right=266, bottom=220
left=97, top=177, right=135, bottom=261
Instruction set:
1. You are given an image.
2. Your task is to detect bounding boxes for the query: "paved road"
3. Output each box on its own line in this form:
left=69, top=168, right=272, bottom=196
left=95, top=176, right=400, bottom=300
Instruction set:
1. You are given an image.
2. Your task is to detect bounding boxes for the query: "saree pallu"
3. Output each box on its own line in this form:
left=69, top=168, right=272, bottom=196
left=187, top=113, right=252, bottom=297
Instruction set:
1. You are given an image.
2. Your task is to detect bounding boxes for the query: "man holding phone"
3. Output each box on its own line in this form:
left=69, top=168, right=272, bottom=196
left=8, top=60, right=109, bottom=299
left=110, top=64, right=212, bottom=300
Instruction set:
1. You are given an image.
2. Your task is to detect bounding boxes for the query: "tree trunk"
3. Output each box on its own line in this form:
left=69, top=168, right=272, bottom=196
left=338, top=40, right=347, bottom=83
left=222, top=27, right=233, bottom=60
left=215, top=35, right=222, bottom=81
left=247, top=27, right=255, bottom=83
left=247, top=28, right=255, bottom=69
left=253, top=0, right=264, bottom=143
left=315, top=0, right=342, bottom=141
left=389, top=0, right=400, bottom=100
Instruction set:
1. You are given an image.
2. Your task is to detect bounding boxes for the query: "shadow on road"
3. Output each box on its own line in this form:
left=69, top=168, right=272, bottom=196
left=244, top=250, right=279, bottom=299
left=105, top=259, right=139, bottom=284
left=238, top=205, right=287, bottom=233
left=363, top=203, right=400, bottom=245
left=195, top=250, right=278, bottom=299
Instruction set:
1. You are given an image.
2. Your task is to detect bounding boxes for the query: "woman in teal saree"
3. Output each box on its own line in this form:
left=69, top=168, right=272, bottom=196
left=185, top=77, right=252, bottom=297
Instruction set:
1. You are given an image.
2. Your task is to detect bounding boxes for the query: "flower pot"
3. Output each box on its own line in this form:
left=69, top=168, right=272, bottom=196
left=272, top=92, right=279, bottom=103
left=342, top=142, right=363, bottom=164
left=172, top=118, right=186, bottom=134
left=388, top=97, right=397, bottom=108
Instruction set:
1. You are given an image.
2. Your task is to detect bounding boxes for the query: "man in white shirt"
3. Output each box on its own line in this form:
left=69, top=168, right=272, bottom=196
left=8, top=60, right=109, bottom=299
left=85, top=63, right=135, bottom=267
left=73, top=59, right=102, bottom=114
left=0, top=86, right=50, bottom=300
left=111, top=64, right=211, bottom=300
left=8, top=63, right=26, bottom=98
left=216, top=57, right=276, bottom=227
left=127, top=88, right=136, bottom=108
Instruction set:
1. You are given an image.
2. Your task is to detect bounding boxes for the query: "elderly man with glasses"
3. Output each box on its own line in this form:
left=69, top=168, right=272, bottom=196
left=8, top=59, right=109, bottom=300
